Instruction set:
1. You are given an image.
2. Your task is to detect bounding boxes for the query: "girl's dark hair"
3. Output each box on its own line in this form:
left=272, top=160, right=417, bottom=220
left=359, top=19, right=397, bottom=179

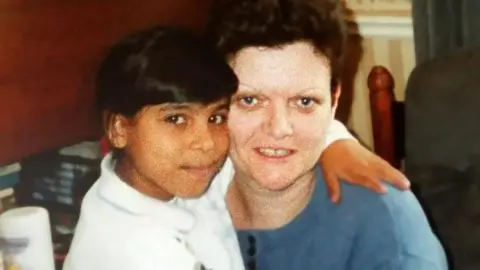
left=206, top=0, right=348, bottom=90
left=96, top=26, right=238, bottom=117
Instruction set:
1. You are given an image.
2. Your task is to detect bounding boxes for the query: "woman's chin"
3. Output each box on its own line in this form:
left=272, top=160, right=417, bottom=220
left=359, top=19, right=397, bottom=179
left=254, top=176, right=296, bottom=191
left=250, top=168, right=313, bottom=192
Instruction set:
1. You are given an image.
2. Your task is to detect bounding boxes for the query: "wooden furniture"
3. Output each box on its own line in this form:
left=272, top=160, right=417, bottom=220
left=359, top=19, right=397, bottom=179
left=367, top=65, right=405, bottom=169
left=0, top=0, right=211, bottom=166
left=369, top=48, right=480, bottom=270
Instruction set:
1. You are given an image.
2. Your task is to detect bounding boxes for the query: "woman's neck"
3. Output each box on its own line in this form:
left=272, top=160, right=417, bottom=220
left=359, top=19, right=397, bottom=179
left=227, top=170, right=316, bottom=230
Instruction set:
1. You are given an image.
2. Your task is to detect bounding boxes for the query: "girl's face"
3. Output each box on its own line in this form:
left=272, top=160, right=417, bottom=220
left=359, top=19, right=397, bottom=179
left=228, top=42, right=339, bottom=191
left=109, top=99, right=230, bottom=200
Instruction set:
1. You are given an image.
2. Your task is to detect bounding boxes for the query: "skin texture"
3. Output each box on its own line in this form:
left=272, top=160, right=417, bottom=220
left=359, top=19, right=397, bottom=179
left=107, top=99, right=230, bottom=201
left=228, top=42, right=338, bottom=192
left=226, top=41, right=409, bottom=229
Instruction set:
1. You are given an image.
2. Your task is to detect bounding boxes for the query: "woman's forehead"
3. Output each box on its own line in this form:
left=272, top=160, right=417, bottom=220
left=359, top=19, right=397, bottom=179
left=231, top=42, right=331, bottom=93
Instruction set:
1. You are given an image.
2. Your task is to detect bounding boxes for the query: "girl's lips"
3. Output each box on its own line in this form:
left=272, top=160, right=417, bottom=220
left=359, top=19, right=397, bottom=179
left=184, top=168, right=214, bottom=179
left=182, top=161, right=221, bottom=180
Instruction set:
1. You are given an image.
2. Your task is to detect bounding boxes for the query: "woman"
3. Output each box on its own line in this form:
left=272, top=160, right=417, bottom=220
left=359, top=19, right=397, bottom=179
left=208, top=0, right=448, bottom=269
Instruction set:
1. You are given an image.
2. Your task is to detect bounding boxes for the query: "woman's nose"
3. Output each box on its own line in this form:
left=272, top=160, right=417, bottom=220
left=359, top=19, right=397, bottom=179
left=264, top=105, right=293, bottom=139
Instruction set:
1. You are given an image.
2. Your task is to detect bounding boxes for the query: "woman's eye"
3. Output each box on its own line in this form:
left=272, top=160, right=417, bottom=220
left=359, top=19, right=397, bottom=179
left=239, top=96, right=258, bottom=107
left=165, top=115, right=186, bottom=124
left=296, top=97, right=316, bottom=108
left=209, top=114, right=227, bottom=124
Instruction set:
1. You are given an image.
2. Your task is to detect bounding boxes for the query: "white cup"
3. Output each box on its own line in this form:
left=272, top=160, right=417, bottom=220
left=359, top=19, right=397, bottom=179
left=0, top=207, right=55, bottom=270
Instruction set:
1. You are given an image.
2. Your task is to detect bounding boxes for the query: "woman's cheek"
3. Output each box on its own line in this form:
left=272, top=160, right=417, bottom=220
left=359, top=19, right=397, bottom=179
left=293, top=111, right=331, bottom=147
left=228, top=109, right=264, bottom=142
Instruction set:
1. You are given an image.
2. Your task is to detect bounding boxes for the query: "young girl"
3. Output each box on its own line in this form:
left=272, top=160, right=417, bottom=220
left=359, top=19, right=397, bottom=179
left=64, top=25, right=408, bottom=270
left=64, top=26, right=240, bottom=270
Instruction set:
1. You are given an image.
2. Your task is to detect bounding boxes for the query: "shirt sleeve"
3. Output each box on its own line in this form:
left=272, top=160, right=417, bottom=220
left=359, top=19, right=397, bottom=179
left=324, top=119, right=356, bottom=147
left=349, top=189, right=448, bottom=270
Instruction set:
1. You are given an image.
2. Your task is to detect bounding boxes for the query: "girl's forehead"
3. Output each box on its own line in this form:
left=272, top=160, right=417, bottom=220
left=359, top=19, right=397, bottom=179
left=149, top=99, right=229, bottom=112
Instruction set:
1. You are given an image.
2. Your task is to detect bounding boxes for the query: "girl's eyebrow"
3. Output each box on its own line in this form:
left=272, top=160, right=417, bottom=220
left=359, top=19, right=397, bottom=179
left=158, top=101, right=231, bottom=112
left=210, top=101, right=230, bottom=111
left=157, top=103, right=192, bottom=112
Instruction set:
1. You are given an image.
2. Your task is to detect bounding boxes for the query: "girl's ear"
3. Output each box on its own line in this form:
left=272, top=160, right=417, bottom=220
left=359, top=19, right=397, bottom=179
left=105, top=112, right=129, bottom=149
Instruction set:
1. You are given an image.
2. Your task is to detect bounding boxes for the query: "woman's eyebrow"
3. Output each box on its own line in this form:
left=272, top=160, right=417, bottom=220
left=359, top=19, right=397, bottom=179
left=238, top=83, right=326, bottom=93
left=237, top=82, right=259, bottom=92
left=296, top=87, right=328, bottom=94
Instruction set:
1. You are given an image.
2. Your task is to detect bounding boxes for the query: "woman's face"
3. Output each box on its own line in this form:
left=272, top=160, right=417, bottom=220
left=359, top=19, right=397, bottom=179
left=228, top=41, right=339, bottom=191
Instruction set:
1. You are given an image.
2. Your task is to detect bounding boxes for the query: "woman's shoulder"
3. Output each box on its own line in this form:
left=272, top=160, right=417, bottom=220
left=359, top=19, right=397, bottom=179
left=330, top=181, right=426, bottom=225
left=314, top=167, right=430, bottom=234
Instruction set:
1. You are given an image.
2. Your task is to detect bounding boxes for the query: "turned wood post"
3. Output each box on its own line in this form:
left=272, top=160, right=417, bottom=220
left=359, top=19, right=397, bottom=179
left=368, top=65, right=399, bottom=168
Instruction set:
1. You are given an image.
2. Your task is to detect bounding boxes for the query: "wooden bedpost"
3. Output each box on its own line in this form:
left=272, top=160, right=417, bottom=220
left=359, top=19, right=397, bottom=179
left=368, top=65, right=399, bottom=168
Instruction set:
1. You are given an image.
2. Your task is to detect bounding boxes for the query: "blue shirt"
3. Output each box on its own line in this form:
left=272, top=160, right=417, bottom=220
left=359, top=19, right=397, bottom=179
left=236, top=166, right=448, bottom=270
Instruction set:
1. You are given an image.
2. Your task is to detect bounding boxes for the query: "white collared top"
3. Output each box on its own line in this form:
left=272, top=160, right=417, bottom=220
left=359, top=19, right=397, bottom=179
left=63, top=154, right=242, bottom=270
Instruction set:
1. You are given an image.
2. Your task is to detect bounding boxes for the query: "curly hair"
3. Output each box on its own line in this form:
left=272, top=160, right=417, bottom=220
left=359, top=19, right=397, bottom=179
left=206, top=0, right=348, bottom=89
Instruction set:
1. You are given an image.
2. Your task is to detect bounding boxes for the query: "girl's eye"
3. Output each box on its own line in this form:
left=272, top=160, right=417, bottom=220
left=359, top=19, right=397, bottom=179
left=209, top=114, right=227, bottom=124
left=239, top=96, right=258, bottom=107
left=165, top=115, right=186, bottom=124
left=296, top=97, right=317, bottom=108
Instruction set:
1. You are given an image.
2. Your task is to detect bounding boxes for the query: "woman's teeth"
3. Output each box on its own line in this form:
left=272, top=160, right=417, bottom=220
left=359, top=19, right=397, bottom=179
left=258, top=148, right=292, bottom=157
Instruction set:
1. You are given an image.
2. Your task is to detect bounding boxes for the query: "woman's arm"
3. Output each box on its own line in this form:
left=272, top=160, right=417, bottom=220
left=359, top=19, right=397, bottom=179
left=321, top=120, right=410, bottom=203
